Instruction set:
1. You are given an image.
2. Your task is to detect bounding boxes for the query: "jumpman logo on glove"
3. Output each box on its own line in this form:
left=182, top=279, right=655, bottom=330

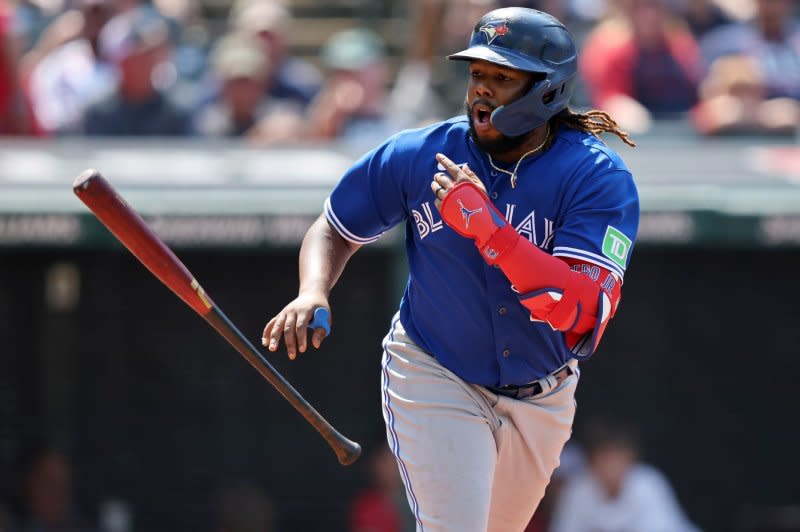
left=458, top=200, right=483, bottom=229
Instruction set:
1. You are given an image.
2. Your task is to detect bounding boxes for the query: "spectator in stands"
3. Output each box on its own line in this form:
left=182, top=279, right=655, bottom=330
left=14, top=447, right=95, bottom=532
left=381, top=0, right=460, bottom=129
left=700, top=0, right=800, bottom=101
left=11, top=0, right=61, bottom=54
left=83, top=5, right=192, bottom=135
left=214, top=480, right=276, bottom=532
left=579, top=0, right=703, bottom=133
left=249, top=27, right=395, bottom=146
left=348, top=443, right=414, bottom=532
left=302, top=28, right=394, bottom=144
left=152, top=0, right=213, bottom=111
left=23, top=0, right=116, bottom=134
left=681, top=0, right=733, bottom=38
left=195, top=32, right=273, bottom=137
left=692, top=53, right=800, bottom=134
left=549, top=418, right=699, bottom=532
left=229, top=0, right=321, bottom=109
left=1, top=0, right=37, bottom=134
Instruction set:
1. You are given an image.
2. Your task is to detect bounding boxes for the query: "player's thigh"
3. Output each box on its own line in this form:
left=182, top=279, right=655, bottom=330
left=381, top=323, right=500, bottom=531
left=486, top=375, right=578, bottom=532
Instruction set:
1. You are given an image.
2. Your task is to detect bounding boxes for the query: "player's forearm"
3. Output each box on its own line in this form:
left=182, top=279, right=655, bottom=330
left=493, top=236, right=604, bottom=333
left=298, top=214, right=360, bottom=298
left=439, top=181, right=619, bottom=355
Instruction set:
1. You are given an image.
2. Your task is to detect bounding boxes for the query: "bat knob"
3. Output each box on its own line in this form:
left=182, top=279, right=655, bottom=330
left=336, top=439, right=362, bottom=466
left=309, top=307, right=331, bottom=337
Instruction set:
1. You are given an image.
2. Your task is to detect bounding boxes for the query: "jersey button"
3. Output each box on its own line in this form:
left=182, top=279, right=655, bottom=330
left=491, top=171, right=498, bottom=176
left=502, top=349, right=510, bottom=357
left=498, top=306, right=507, bottom=315
left=491, top=192, right=499, bottom=200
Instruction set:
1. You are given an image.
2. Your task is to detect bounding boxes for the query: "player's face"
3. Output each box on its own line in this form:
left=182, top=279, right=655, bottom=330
left=466, top=60, right=536, bottom=154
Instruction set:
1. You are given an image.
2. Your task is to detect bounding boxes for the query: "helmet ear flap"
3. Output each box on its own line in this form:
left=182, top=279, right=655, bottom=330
left=543, top=81, right=568, bottom=104
left=490, top=74, right=576, bottom=137
left=490, top=79, right=551, bottom=136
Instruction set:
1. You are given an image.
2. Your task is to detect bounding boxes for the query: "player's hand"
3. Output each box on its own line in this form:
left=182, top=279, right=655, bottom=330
left=262, top=294, right=331, bottom=360
left=431, top=153, right=487, bottom=210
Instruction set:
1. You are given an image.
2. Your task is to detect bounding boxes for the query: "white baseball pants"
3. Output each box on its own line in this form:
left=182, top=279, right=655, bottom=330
left=380, top=315, right=578, bottom=532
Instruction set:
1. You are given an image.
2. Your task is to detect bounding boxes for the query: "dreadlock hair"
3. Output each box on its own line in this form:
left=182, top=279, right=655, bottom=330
left=548, top=108, right=636, bottom=148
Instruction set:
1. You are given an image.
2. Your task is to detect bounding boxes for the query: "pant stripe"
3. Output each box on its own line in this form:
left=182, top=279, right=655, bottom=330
left=381, top=315, right=423, bottom=530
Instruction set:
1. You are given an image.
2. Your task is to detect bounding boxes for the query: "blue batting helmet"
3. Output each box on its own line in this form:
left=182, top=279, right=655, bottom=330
left=449, top=7, right=578, bottom=136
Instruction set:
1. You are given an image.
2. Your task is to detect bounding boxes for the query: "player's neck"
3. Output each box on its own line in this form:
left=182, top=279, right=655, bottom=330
left=489, top=124, right=549, bottom=164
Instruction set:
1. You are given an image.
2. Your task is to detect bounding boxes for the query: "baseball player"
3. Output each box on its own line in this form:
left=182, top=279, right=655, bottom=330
left=263, top=7, right=639, bottom=531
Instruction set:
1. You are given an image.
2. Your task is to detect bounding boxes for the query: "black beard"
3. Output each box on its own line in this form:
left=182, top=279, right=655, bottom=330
left=466, top=101, right=530, bottom=155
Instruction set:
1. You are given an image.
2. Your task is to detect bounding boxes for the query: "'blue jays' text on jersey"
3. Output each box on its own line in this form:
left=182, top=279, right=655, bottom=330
left=325, top=117, right=639, bottom=387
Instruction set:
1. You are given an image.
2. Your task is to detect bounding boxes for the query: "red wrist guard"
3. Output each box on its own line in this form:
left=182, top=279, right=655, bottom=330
left=439, top=181, right=519, bottom=263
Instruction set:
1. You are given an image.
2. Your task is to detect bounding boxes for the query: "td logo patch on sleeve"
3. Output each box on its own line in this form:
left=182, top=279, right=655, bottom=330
left=602, top=226, right=632, bottom=269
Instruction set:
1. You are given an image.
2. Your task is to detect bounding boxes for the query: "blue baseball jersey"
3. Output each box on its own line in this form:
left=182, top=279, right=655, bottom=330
left=325, top=117, right=639, bottom=387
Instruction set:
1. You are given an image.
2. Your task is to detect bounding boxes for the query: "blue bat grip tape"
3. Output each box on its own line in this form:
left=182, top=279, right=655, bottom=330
left=309, top=307, right=331, bottom=336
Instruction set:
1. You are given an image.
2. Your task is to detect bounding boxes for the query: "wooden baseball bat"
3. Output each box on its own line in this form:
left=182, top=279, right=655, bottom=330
left=73, top=169, right=361, bottom=466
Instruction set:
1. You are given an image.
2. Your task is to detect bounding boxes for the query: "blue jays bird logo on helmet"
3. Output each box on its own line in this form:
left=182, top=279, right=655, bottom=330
left=479, top=20, right=509, bottom=45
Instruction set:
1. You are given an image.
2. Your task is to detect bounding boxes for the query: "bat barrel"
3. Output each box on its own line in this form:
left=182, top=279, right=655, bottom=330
left=73, top=169, right=361, bottom=466
left=73, top=169, right=215, bottom=316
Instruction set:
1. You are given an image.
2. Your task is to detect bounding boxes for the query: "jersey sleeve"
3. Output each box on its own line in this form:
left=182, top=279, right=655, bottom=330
left=325, top=134, right=408, bottom=245
left=552, top=169, right=639, bottom=280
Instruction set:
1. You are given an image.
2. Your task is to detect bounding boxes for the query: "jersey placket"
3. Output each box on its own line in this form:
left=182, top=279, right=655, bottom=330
left=482, top=167, right=520, bottom=385
left=484, top=265, right=521, bottom=384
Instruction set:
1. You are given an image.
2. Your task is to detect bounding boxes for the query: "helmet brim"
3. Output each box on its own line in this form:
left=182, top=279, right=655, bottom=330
left=448, top=45, right=554, bottom=74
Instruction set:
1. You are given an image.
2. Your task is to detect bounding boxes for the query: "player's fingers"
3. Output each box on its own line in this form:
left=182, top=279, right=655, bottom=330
left=311, top=327, right=327, bottom=349
left=295, top=313, right=308, bottom=354
left=433, top=172, right=453, bottom=190
left=435, top=153, right=465, bottom=181
left=462, top=164, right=488, bottom=193
left=265, top=315, right=284, bottom=351
left=462, top=163, right=480, bottom=183
left=431, top=177, right=448, bottom=200
left=283, top=313, right=298, bottom=360
left=262, top=317, right=275, bottom=346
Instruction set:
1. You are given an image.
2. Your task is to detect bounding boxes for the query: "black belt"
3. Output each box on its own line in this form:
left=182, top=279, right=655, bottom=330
left=486, top=364, right=574, bottom=399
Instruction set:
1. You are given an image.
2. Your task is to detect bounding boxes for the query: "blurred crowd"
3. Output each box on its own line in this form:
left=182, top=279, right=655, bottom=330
left=0, top=0, right=799, bottom=142
left=0, top=0, right=402, bottom=143
left=0, top=418, right=700, bottom=531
